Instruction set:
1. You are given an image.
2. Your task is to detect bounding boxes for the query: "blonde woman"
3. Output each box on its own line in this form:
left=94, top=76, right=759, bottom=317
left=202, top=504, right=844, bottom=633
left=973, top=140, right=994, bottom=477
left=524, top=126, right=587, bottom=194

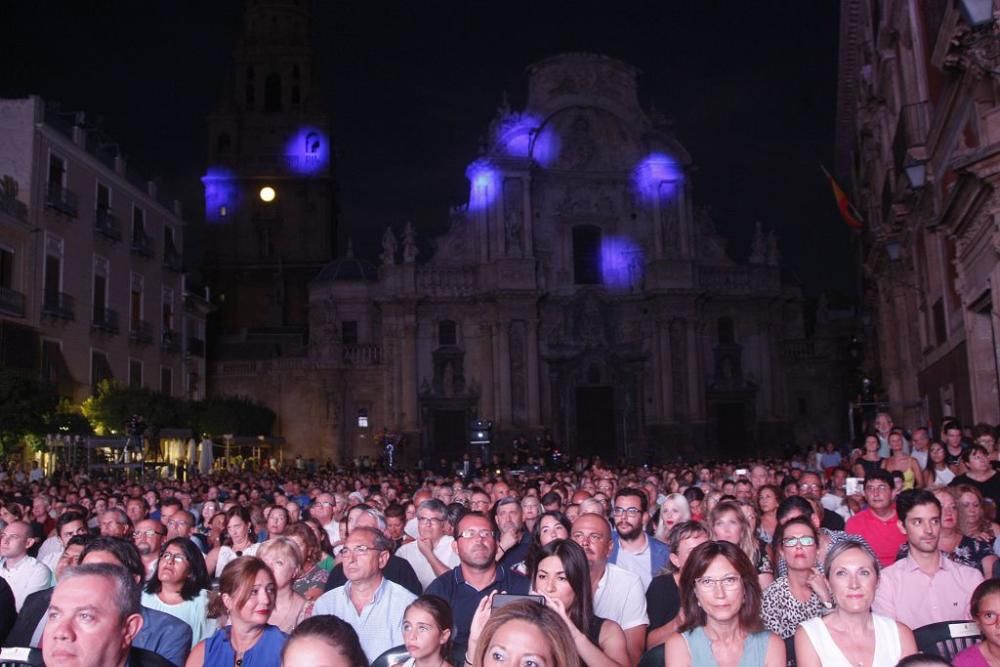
left=710, top=500, right=774, bottom=589
left=654, top=494, right=691, bottom=543
left=258, top=537, right=309, bottom=633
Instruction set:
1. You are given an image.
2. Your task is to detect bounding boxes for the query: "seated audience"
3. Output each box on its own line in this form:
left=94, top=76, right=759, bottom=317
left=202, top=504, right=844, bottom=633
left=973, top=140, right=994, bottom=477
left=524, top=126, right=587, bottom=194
left=142, top=537, right=213, bottom=647
left=645, top=520, right=710, bottom=648
left=280, top=615, right=368, bottom=667
left=953, top=578, right=1000, bottom=667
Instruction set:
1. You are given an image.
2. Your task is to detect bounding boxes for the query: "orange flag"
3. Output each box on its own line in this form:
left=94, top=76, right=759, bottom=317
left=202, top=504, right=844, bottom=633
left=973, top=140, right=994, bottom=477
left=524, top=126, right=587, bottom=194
left=821, top=165, right=863, bottom=230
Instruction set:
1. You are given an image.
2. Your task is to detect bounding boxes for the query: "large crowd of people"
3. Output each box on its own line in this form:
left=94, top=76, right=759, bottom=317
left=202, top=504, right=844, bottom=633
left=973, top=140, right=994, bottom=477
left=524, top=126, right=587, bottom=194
left=1, top=413, right=1000, bottom=666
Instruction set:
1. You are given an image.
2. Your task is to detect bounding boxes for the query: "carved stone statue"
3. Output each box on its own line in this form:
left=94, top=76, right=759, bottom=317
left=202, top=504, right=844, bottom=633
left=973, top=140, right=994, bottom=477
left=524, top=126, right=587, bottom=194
left=403, top=221, right=418, bottom=263
left=381, top=227, right=397, bottom=266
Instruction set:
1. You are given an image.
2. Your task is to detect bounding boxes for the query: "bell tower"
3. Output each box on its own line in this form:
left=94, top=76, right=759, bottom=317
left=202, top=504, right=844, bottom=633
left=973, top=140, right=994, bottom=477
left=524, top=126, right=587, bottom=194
left=203, top=0, right=336, bottom=355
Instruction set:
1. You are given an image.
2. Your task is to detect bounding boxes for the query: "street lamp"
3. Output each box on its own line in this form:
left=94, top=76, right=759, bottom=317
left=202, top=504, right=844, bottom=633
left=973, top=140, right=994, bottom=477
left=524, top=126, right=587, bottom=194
left=259, top=186, right=276, bottom=203
left=903, top=159, right=927, bottom=189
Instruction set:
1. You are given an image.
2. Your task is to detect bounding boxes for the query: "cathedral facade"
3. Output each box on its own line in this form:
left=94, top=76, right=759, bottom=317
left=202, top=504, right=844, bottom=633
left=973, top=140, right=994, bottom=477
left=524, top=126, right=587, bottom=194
left=209, top=51, right=818, bottom=463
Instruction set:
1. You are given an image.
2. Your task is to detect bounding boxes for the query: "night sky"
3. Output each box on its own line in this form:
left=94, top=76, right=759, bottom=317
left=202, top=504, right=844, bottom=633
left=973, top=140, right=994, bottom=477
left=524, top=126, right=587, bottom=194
left=3, top=1, right=852, bottom=298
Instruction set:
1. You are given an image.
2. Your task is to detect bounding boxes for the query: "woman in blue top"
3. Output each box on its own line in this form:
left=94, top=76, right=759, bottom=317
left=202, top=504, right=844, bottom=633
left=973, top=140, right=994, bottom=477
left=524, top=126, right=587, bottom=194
left=185, top=556, right=286, bottom=667
left=664, top=540, right=785, bottom=667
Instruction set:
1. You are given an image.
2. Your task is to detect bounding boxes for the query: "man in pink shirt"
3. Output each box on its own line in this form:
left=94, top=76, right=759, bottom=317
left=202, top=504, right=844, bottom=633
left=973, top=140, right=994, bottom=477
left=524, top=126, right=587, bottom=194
left=873, top=489, right=983, bottom=630
left=845, top=470, right=905, bottom=567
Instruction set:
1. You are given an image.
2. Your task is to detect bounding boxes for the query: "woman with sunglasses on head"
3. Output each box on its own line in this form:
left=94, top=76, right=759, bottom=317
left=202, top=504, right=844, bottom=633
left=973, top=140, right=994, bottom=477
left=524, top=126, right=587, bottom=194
left=143, top=536, right=214, bottom=646
left=664, top=540, right=785, bottom=667
left=760, top=517, right=832, bottom=640
left=794, top=540, right=916, bottom=667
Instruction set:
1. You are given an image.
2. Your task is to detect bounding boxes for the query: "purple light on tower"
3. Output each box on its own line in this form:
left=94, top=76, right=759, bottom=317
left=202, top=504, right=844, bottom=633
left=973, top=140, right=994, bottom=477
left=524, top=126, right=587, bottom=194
left=633, top=152, right=682, bottom=202
left=530, top=125, right=562, bottom=167
left=467, top=160, right=498, bottom=212
left=201, top=167, right=238, bottom=223
left=283, top=127, right=329, bottom=175
left=493, top=114, right=541, bottom=158
left=600, top=235, right=643, bottom=290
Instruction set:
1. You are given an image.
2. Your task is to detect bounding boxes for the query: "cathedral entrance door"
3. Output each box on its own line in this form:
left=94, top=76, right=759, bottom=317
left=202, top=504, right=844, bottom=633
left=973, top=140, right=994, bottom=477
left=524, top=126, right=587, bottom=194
left=432, top=410, right=467, bottom=463
left=575, top=386, right=615, bottom=458
left=716, top=402, right=747, bottom=458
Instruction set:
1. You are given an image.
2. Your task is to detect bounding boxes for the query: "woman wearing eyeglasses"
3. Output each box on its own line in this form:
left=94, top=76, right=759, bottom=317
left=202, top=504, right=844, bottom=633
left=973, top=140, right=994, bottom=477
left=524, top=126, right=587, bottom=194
left=760, top=518, right=832, bottom=640
left=143, top=537, right=213, bottom=646
left=953, top=578, right=1000, bottom=667
left=664, top=540, right=785, bottom=667
left=794, top=539, right=916, bottom=667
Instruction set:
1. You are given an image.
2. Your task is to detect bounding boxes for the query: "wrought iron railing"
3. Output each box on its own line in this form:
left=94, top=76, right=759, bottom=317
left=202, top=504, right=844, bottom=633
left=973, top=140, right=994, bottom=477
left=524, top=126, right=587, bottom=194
left=42, top=292, right=75, bottom=320
left=0, top=286, right=26, bottom=317
left=94, top=208, right=122, bottom=241
left=45, top=183, right=78, bottom=217
left=92, top=307, right=119, bottom=334
left=129, top=320, right=154, bottom=344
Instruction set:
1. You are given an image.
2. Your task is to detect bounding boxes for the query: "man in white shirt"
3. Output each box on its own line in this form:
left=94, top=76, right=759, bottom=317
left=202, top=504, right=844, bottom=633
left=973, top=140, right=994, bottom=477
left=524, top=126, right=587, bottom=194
left=132, top=518, right=165, bottom=581
left=910, top=427, right=931, bottom=470
left=396, top=499, right=459, bottom=588
left=0, top=520, right=51, bottom=611
left=572, top=512, right=647, bottom=666
left=313, top=526, right=415, bottom=662
left=40, top=511, right=89, bottom=573
left=311, top=492, right=347, bottom=545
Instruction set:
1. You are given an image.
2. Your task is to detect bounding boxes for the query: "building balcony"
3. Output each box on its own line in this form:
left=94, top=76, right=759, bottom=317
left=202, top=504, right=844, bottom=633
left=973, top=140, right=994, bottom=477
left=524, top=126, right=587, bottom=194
left=94, top=208, right=122, bottom=241
left=187, top=336, right=205, bottom=357
left=45, top=183, right=78, bottom=218
left=161, top=329, right=180, bottom=352
left=42, top=292, right=75, bottom=321
left=343, top=344, right=383, bottom=366
left=92, top=307, right=120, bottom=335
left=0, top=286, right=26, bottom=317
left=163, top=248, right=183, bottom=273
left=0, top=195, right=27, bottom=221
left=130, top=233, right=155, bottom=259
left=129, top=320, right=154, bottom=344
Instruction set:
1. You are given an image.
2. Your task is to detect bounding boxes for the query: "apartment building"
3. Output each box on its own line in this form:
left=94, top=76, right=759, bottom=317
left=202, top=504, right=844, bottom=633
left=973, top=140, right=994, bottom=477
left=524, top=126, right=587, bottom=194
left=0, top=96, right=208, bottom=402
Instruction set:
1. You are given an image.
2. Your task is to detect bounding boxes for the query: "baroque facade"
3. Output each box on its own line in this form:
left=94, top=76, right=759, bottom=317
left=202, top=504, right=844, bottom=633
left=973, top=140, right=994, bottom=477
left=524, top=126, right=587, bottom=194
left=836, top=0, right=1000, bottom=429
left=211, top=53, right=827, bottom=463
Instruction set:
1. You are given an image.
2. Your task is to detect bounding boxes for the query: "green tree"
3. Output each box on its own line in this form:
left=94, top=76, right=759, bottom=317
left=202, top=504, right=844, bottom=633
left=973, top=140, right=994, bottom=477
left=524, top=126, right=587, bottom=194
left=192, top=395, right=276, bottom=437
left=0, top=369, right=59, bottom=454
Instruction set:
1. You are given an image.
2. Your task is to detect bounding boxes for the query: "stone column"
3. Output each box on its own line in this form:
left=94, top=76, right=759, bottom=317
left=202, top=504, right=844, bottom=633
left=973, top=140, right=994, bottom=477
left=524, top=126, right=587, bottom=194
left=401, top=319, right=418, bottom=430
left=526, top=320, right=541, bottom=425
left=658, top=320, right=672, bottom=420
left=497, top=322, right=512, bottom=424
left=686, top=320, right=702, bottom=419
left=521, top=175, right=534, bottom=257
left=479, top=322, right=495, bottom=419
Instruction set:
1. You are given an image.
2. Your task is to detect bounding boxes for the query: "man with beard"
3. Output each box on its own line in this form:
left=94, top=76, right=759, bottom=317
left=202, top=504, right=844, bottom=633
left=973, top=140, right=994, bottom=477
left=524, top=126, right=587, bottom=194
left=572, top=512, right=648, bottom=667
left=607, top=487, right=668, bottom=591
left=132, top=519, right=165, bottom=581
left=426, top=512, right=528, bottom=665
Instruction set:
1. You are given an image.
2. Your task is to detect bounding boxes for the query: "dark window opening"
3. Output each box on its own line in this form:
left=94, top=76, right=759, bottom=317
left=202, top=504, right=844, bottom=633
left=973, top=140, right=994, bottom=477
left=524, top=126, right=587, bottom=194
left=130, top=287, right=142, bottom=330
left=129, top=360, right=142, bottom=388
left=48, top=155, right=66, bottom=193
left=438, top=320, right=457, bottom=346
left=217, top=133, right=231, bottom=155
left=933, top=298, right=947, bottom=346
left=96, top=183, right=110, bottom=211
left=93, top=273, right=106, bottom=320
left=342, top=321, right=358, bottom=346
left=291, top=86, right=301, bottom=105
left=718, top=317, right=735, bottom=344
left=44, top=255, right=60, bottom=302
left=0, top=248, right=13, bottom=289
left=264, top=73, right=281, bottom=112
left=91, top=350, right=112, bottom=394
left=161, top=367, right=172, bottom=395
left=573, top=226, right=602, bottom=285
left=132, top=207, right=145, bottom=239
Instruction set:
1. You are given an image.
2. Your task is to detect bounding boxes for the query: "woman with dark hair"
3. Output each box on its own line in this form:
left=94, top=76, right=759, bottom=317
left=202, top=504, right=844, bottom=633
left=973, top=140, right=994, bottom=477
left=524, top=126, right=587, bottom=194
left=853, top=434, right=885, bottom=480
left=794, top=540, right=916, bottom=667
left=401, top=595, right=454, bottom=667
left=533, top=510, right=571, bottom=547
left=526, top=539, right=627, bottom=667
left=924, top=441, right=956, bottom=488
left=756, top=485, right=782, bottom=546
left=143, top=537, right=213, bottom=646
left=285, top=521, right=329, bottom=600
left=953, top=578, right=1000, bottom=666
left=760, top=517, right=832, bottom=640
left=213, top=506, right=260, bottom=578
left=187, top=556, right=286, bottom=667
left=664, top=540, right=785, bottom=667
left=280, top=615, right=368, bottom=667
left=953, top=445, right=1000, bottom=509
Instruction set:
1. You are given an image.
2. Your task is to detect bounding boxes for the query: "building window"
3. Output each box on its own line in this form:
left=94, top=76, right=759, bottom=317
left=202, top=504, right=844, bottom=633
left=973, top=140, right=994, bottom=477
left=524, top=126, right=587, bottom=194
left=718, top=317, right=735, bottom=344
left=90, top=349, right=113, bottom=394
left=0, top=246, right=13, bottom=289
left=161, top=367, right=173, bottom=396
left=129, top=359, right=142, bottom=388
left=130, top=273, right=143, bottom=332
left=162, top=288, right=174, bottom=331
left=342, top=321, right=358, bottom=346
left=96, top=183, right=111, bottom=211
left=933, top=298, right=947, bottom=346
left=48, top=154, right=66, bottom=192
left=264, top=73, right=282, bottom=112
left=92, top=255, right=109, bottom=323
left=132, top=206, right=146, bottom=240
left=573, top=225, right=602, bottom=285
left=438, top=320, right=457, bottom=346
left=41, top=339, right=61, bottom=386
left=43, top=234, right=63, bottom=306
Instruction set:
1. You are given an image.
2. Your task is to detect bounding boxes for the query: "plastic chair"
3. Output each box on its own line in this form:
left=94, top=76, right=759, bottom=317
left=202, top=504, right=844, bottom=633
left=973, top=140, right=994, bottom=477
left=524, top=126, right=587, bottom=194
left=0, top=646, right=43, bottom=667
left=637, top=643, right=665, bottom=667
left=913, top=620, right=981, bottom=660
left=371, top=644, right=411, bottom=667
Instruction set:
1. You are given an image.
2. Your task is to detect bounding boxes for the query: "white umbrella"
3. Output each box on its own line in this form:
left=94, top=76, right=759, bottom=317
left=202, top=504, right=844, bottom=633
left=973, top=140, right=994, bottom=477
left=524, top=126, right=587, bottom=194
left=186, top=438, right=197, bottom=464
left=199, top=438, right=214, bottom=475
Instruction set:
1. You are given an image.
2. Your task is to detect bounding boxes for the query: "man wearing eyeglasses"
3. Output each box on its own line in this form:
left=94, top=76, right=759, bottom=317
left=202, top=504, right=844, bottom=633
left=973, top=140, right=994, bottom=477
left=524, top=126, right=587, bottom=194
left=608, top=487, right=669, bottom=591
left=310, top=492, right=346, bottom=545
left=132, top=519, right=165, bottom=581
left=425, top=512, right=529, bottom=666
left=0, top=520, right=51, bottom=611
left=312, top=526, right=416, bottom=662
left=572, top=512, right=648, bottom=667
left=395, top=499, right=460, bottom=589
left=845, top=469, right=906, bottom=567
